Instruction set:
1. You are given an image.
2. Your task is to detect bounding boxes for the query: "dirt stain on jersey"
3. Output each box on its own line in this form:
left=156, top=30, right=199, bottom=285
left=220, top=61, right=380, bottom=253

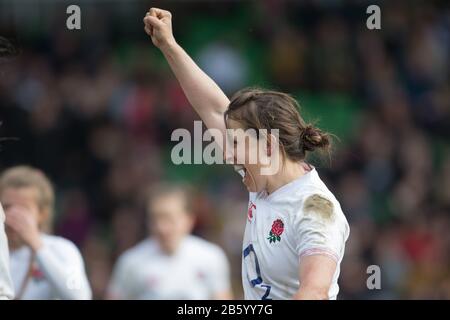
left=303, top=194, right=334, bottom=222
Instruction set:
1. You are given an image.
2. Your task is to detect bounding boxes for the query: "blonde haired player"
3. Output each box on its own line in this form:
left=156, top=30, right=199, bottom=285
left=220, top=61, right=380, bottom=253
left=0, top=166, right=92, bottom=300
left=0, top=37, right=17, bottom=300
left=107, top=184, right=232, bottom=300
left=144, top=8, right=350, bottom=300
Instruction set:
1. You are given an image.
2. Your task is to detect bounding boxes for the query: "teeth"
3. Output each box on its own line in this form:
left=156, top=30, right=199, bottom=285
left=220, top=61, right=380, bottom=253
left=234, top=165, right=245, bottom=178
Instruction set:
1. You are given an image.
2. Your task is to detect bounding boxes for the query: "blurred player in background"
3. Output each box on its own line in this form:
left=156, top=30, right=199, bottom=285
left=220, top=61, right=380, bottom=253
left=0, top=201, right=13, bottom=299
left=0, top=36, right=16, bottom=300
left=144, top=8, right=349, bottom=300
left=0, top=166, right=92, bottom=299
left=107, top=184, right=232, bottom=300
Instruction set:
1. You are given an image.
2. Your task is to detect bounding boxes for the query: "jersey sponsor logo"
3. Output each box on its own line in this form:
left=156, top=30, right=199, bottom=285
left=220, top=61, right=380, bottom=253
left=267, top=218, right=284, bottom=243
left=248, top=202, right=256, bottom=222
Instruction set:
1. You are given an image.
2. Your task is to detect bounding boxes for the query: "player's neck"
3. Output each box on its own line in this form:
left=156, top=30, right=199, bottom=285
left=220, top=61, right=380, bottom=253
left=265, top=160, right=306, bottom=195
left=158, top=240, right=182, bottom=256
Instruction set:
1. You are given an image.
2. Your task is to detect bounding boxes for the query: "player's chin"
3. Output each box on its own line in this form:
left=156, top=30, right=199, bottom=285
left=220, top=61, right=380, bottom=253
left=242, top=179, right=258, bottom=193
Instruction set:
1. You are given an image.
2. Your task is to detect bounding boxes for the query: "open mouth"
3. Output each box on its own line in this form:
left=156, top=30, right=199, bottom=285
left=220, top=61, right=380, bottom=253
left=234, top=165, right=247, bottom=179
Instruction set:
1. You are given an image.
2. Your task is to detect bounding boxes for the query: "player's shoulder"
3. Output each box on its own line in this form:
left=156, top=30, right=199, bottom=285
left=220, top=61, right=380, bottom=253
left=40, top=234, right=83, bottom=259
left=42, top=234, right=79, bottom=251
left=301, top=186, right=339, bottom=208
left=299, top=168, right=337, bottom=200
left=288, top=169, right=345, bottom=218
left=118, top=238, right=156, bottom=263
left=184, top=235, right=227, bottom=259
left=298, top=186, right=343, bottom=217
left=298, top=187, right=350, bottom=238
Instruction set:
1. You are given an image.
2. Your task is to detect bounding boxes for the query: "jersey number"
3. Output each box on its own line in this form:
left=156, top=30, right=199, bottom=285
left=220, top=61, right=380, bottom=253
left=243, top=244, right=271, bottom=300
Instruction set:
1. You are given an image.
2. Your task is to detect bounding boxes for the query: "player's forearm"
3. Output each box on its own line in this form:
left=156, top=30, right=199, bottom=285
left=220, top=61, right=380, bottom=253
left=35, top=246, right=92, bottom=300
left=160, top=41, right=230, bottom=127
left=293, top=286, right=329, bottom=300
left=295, top=254, right=336, bottom=300
left=144, top=8, right=229, bottom=132
left=212, top=290, right=233, bottom=300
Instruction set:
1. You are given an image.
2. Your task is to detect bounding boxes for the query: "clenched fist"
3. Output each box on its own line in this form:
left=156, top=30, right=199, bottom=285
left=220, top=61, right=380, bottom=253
left=143, top=8, right=176, bottom=50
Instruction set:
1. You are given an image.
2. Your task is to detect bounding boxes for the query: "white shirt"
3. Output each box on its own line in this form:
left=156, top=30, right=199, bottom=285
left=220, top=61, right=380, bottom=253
left=242, top=168, right=350, bottom=300
left=10, top=234, right=92, bottom=300
left=0, top=205, right=14, bottom=299
left=108, top=235, right=231, bottom=300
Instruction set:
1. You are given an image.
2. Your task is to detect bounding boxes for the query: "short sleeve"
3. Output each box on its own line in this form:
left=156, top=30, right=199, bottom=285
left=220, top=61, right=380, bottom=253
left=294, top=194, right=347, bottom=263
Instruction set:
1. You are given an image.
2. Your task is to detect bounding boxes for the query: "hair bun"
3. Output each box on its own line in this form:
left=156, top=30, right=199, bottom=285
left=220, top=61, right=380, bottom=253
left=301, top=125, right=330, bottom=152
left=0, top=37, right=18, bottom=58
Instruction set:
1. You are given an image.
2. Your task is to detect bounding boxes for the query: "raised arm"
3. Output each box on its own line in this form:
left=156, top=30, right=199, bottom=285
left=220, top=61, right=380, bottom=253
left=143, top=8, right=229, bottom=135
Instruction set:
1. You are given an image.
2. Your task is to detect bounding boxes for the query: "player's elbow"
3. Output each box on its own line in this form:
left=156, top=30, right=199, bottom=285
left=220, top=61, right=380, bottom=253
left=293, top=284, right=329, bottom=300
left=212, top=290, right=233, bottom=300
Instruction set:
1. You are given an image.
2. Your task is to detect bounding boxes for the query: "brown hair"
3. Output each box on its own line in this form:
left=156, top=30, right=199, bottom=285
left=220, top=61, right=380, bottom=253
left=225, top=87, right=331, bottom=162
left=0, top=166, right=55, bottom=232
left=146, top=183, right=194, bottom=216
left=0, top=37, right=18, bottom=61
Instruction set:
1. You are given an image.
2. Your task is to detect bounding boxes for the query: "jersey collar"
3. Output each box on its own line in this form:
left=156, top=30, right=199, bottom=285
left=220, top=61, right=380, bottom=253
left=261, top=166, right=318, bottom=202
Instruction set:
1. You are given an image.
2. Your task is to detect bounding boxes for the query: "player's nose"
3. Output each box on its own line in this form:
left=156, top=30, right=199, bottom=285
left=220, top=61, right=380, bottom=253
left=223, top=145, right=236, bottom=165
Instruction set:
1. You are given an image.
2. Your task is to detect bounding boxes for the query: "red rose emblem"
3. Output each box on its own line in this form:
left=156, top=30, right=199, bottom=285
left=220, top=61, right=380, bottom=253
left=271, top=219, right=284, bottom=236
left=248, top=202, right=256, bottom=221
left=267, top=219, right=284, bottom=243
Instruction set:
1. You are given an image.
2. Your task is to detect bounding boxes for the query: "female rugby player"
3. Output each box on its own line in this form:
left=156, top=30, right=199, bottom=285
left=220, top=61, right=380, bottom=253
left=0, top=166, right=92, bottom=299
left=143, top=8, right=349, bottom=300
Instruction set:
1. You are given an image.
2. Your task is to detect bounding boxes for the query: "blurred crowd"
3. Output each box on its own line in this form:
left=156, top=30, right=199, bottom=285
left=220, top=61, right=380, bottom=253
left=0, top=1, right=449, bottom=299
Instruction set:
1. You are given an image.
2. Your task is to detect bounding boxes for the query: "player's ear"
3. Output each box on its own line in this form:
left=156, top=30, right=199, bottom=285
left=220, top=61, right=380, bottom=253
left=266, top=132, right=279, bottom=157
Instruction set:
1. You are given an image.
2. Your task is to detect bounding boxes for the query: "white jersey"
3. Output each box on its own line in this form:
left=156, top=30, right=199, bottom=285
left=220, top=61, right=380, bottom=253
left=108, top=235, right=231, bottom=300
left=0, top=204, right=14, bottom=299
left=10, top=234, right=92, bottom=300
left=242, top=167, right=349, bottom=300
